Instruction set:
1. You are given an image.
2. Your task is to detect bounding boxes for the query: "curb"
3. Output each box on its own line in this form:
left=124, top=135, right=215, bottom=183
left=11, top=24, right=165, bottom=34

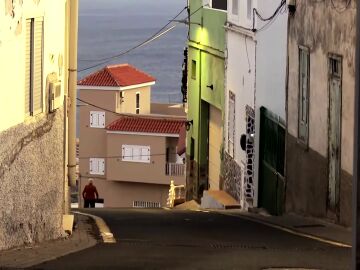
left=215, top=211, right=351, bottom=248
left=72, top=211, right=116, bottom=244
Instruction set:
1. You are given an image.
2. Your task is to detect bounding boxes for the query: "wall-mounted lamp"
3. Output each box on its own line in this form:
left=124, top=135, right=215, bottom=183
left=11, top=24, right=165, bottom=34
left=186, top=120, right=193, bottom=131
left=206, top=84, right=214, bottom=90
left=170, top=19, right=202, bottom=26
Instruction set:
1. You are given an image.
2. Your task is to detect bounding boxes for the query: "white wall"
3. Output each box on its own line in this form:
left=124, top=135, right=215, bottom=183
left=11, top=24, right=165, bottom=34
left=0, top=0, right=66, bottom=132
left=225, top=0, right=288, bottom=207
left=253, top=1, right=288, bottom=205
left=225, top=29, right=256, bottom=207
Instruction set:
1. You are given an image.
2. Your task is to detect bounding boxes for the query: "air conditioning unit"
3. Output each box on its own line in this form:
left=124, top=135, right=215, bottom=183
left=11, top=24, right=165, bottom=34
left=49, top=81, right=62, bottom=112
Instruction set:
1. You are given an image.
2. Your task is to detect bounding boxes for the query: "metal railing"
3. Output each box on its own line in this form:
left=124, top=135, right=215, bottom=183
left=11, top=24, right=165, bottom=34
left=165, top=163, right=185, bottom=176
left=167, top=181, right=186, bottom=208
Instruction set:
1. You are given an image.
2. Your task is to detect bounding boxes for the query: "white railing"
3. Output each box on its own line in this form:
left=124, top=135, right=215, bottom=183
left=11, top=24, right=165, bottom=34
left=165, top=163, right=185, bottom=176
left=167, top=180, right=186, bottom=208
left=133, top=201, right=161, bottom=208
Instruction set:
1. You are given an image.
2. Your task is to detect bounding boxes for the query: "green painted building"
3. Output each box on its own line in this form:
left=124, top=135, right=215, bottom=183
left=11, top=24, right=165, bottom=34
left=185, top=0, right=227, bottom=200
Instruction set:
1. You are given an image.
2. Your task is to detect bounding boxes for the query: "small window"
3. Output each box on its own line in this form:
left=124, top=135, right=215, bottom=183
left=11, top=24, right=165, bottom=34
left=298, top=47, right=310, bottom=144
left=89, top=158, right=105, bottom=175
left=212, top=0, right=227, bottom=10
left=136, top=93, right=140, bottom=114
left=232, top=0, right=238, bottom=15
left=122, top=145, right=150, bottom=163
left=191, top=60, right=197, bottom=80
left=247, top=0, right=252, bottom=21
left=90, top=111, right=105, bottom=128
left=329, top=56, right=342, bottom=78
left=25, top=17, right=44, bottom=116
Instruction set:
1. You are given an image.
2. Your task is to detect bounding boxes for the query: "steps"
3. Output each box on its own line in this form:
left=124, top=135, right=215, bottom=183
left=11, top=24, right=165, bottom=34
left=200, top=190, right=241, bottom=210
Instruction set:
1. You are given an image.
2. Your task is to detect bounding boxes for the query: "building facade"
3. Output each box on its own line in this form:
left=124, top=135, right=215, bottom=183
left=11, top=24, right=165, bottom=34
left=186, top=0, right=227, bottom=200
left=224, top=0, right=288, bottom=213
left=286, top=0, right=355, bottom=226
left=78, top=64, right=186, bottom=208
left=0, top=0, right=74, bottom=250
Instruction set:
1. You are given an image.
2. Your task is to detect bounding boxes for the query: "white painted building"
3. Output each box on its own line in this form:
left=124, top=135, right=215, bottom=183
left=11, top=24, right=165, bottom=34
left=224, top=0, right=288, bottom=213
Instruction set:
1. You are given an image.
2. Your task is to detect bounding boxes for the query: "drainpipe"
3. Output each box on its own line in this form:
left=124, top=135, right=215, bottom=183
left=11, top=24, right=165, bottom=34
left=68, top=0, right=78, bottom=188
left=353, top=0, right=360, bottom=267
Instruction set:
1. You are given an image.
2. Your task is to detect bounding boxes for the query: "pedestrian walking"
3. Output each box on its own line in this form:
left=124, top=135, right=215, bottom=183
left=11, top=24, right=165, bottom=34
left=82, top=178, right=99, bottom=208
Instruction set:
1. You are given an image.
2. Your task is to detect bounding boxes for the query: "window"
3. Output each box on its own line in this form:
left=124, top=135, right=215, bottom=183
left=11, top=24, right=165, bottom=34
left=90, top=111, right=105, bottom=128
left=25, top=17, right=44, bottom=116
left=298, top=47, right=310, bottom=144
left=122, top=145, right=150, bottom=163
left=89, top=158, right=105, bottom=175
left=136, top=92, right=140, bottom=114
left=119, top=91, right=124, bottom=107
left=232, top=0, right=238, bottom=15
left=191, top=60, right=197, bottom=80
left=228, top=91, right=235, bottom=156
left=203, top=0, right=227, bottom=10
left=247, top=0, right=252, bottom=21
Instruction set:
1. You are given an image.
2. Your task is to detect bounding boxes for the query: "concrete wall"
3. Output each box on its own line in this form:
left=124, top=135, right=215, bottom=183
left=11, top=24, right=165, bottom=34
left=118, top=86, right=151, bottom=115
left=79, top=178, right=169, bottom=208
left=0, top=0, right=68, bottom=250
left=224, top=0, right=287, bottom=208
left=286, top=0, right=355, bottom=226
left=0, top=0, right=67, bottom=132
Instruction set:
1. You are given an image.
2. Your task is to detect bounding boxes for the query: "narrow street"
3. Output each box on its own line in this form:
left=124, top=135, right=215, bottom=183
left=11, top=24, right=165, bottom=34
left=32, top=209, right=350, bottom=270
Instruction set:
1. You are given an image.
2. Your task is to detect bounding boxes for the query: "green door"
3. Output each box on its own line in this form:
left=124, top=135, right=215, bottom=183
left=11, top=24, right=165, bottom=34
left=258, top=107, right=285, bottom=215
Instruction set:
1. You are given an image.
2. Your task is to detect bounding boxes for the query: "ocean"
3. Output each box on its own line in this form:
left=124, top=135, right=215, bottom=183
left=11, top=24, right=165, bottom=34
left=78, top=0, right=188, bottom=103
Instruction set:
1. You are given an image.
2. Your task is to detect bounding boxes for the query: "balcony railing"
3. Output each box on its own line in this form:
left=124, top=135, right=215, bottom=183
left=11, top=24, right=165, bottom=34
left=165, top=163, right=185, bottom=176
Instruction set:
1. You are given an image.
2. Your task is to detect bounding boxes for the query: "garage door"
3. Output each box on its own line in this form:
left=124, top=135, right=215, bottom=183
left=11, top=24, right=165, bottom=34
left=208, top=105, right=222, bottom=190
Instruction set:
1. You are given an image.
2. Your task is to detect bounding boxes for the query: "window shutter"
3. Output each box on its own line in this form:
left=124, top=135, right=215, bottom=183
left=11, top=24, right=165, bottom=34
left=99, top=112, right=105, bottom=128
left=232, top=0, right=238, bottom=15
left=99, top=159, right=105, bottom=175
left=141, top=147, right=150, bottom=162
left=33, top=18, right=43, bottom=114
left=25, top=19, right=32, bottom=116
left=89, top=159, right=93, bottom=174
left=298, top=48, right=310, bottom=143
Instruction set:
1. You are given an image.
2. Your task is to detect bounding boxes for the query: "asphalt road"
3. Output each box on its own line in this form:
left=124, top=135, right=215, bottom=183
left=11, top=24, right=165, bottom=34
left=31, top=209, right=351, bottom=270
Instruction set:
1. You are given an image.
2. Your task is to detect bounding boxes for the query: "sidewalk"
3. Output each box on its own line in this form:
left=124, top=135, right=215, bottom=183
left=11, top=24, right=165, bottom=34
left=217, top=209, right=352, bottom=247
left=0, top=213, right=98, bottom=269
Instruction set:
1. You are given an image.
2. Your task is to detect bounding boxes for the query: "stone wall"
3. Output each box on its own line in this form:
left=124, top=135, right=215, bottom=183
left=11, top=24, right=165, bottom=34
left=0, top=108, right=65, bottom=250
left=221, top=152, right=242, bottom=202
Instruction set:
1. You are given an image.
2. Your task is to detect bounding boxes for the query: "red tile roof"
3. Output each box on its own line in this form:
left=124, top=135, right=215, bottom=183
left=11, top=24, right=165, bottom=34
left=78, top=64, right=156, bottom=87
left=107, top=116, right=186, bottom=135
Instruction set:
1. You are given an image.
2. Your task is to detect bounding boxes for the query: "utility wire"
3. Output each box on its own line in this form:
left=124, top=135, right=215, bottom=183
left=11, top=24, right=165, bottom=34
left=78, top=5, right=205, bottom=73
left=77, top=97, right=127, bottom=116
left=78, top=153, right=179, bottom=159
left=79, top=6, right=187, bottom=63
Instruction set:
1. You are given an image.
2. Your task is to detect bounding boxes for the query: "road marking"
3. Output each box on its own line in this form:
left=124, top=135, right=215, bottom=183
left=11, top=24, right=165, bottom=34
left=73, top=211, right=116, bottom=244
left=217, top=212, right=351, bottom=248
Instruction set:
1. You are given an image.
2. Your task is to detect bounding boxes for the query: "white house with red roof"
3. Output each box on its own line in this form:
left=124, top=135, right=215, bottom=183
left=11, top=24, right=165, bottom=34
left=78, top=64, right=186, bottom=208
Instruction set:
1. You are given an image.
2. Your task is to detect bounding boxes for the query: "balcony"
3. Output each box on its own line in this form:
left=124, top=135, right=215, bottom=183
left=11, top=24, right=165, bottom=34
left=165, top=163, right=185, bottom=176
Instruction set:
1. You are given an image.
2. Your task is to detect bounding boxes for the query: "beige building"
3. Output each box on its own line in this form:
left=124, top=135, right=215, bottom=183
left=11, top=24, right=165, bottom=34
left=0, top=0, right=78, bottom=250
left=78, top=64, right=186, bottom=207
left=286, top=1, right=355, bottom=226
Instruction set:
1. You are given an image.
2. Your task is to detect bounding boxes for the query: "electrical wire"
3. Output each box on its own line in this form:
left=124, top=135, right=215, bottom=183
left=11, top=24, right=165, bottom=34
left=78, top=5, right=205, bottom=73
left=78, top=153, right=179, bottom=159
left=79, top=6, right=187, bottom=63
left=77, top=97, right=127, bottom=116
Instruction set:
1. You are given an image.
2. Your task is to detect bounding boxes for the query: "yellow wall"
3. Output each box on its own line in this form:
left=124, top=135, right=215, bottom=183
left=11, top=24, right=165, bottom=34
left=0, top=0, right=67, bottom=132
left=117, top=86, right=151, bottom=114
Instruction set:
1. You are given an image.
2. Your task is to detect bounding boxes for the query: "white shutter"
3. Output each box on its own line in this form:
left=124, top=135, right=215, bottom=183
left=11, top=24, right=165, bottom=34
left=89, top=158, right=105, bottom=175
left=141, top=147, right=150, bottom=162
left=203, top=0, right=211, bottom=7
left=122, top=145, right=150, bottom=163
left=122, top=146, right=133, bottom=161
left=25, top=19, right=32, bottom=116
left=133, top=147, right=141, bottom=161
left=232, top=0, right=238, bottom=15
left=90, top=111, right=105, bottom=128
left=99, top=112, right=105, bottom=128
left=33, top=18, right=43, bottom=114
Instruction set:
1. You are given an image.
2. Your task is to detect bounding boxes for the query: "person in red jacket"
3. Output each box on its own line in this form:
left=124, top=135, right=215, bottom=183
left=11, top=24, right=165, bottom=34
left=82, top=179, right=99, bottom=208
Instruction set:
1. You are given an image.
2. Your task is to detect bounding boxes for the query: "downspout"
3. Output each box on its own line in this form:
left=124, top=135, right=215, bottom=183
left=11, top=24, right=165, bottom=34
left=68, top=0, right=78, bottom=188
